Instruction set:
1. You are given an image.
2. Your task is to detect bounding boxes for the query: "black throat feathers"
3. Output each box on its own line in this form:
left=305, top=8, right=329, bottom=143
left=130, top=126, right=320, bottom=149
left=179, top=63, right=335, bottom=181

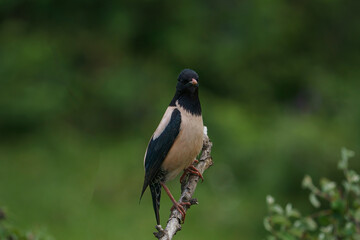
left=169, top=90, right=202, bottom=116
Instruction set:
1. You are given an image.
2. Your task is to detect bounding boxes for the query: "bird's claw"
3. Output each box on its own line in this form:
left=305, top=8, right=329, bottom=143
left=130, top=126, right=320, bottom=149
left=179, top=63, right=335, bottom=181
left=188, top=165, right=204, bottom=182
left=153, top=225, right=165, bottom=238
left=171, top=202, right=191, bottom=223
left=180, top=163, right=204, bottom=183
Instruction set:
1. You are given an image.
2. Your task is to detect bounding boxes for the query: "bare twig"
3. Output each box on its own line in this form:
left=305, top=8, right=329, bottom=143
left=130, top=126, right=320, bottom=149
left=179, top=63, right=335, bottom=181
left=154, top=127, right=213, bottom=240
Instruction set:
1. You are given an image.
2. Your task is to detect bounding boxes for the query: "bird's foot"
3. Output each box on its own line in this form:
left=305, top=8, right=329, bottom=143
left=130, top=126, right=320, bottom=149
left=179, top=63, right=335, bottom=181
left=180, top=165, right=204, bottom=183
left=161, top=182, right=191, bottom=223
left=171, top=201, right=191, bottom=223
left=192, top=159, right=199, bottom=165
left=153, top=225, right=165, bottom=238
left=188, top=165, right=204, bottom=181
left=180, top=170, right=188, bottom=183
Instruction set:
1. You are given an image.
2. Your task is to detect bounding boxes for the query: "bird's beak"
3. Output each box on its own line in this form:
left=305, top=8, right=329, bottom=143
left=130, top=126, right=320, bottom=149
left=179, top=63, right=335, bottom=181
left=191, top=78, right=198, bottom=86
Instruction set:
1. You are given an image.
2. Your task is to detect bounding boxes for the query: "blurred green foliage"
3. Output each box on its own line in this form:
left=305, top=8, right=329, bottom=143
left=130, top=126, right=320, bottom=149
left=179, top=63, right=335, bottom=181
left=0, top=0, right=360, bottom=239
left=265, top=148, right=360, bottom=239
left=0, top=208, right=54, bottom=240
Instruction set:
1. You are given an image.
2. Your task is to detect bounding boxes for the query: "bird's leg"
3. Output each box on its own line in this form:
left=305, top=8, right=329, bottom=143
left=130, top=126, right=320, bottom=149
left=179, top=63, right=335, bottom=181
left=179, top=170, right=188, bottom=183
left=180, top=165, right=204, bottom=183
left=180, top=159, right=203, bottom=183
left=187, top=165, right=204, bottom=181
left=170, top=202, right=191, bottom=212
left=160, top=182, right=189, bottom=223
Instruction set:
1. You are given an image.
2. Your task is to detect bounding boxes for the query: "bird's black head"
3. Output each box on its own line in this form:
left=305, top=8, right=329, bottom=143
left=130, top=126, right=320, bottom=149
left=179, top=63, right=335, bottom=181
left=176, top=69, right=199, bottom=94
left=170, top=69, right=201, bottom=115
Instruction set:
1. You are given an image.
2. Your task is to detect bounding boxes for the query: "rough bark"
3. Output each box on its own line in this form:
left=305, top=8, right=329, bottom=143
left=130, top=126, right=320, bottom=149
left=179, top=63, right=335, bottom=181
left=154, top=127, right=213, bottom=240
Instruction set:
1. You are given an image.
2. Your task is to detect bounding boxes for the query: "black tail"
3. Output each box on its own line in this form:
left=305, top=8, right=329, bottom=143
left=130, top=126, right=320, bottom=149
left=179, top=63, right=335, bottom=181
left=150, top=182, right=161, bottom=225
left=139, top=177, right=149, bottom=203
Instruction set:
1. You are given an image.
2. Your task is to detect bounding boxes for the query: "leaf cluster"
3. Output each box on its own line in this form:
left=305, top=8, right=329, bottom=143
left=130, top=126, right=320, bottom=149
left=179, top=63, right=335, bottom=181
left=0, top=209, right=54, bottom=240
left=265, top=148, right=360, bottom=239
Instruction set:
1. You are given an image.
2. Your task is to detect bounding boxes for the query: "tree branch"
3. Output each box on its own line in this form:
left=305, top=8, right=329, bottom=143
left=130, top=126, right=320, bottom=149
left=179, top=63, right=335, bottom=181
left=154, top=127, right=213, bottom=240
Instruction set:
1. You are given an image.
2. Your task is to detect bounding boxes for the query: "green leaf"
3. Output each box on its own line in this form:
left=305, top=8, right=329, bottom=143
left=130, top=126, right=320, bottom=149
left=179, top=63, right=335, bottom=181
left=288, top=227, right=304, bottom=237
left=338, top=156, right=348, bottom=170
left=351, top=185, right=360, bottom=196
left=344, top=182, right=360, bottom=196
left=320, top=178, right=336, bottom=192
left=330, top=199, right=346, bottom=212
left=346, top=170, right=360, bottom=183
left=285, top=204, right=301, bottom=218
left=344, top=181, right=351, bottom=192
left=271, top=215, right=291, bottom=227
left=264, top=217, right=272, bottom=232
left=302, top=175, right=313, bottom=189
left=344, top=222, right=355, bottom=236
left=320, top=225, right=333, bottom=234
left=304, top=217, right=317, bottom=231
left=285, top=203, right=292, bottom=216
left=339, top=147, right=355, bottom=170
left=271, top=204, right=284, bottom=215
left=266, top=195, right=275, bottom=206
left=293, top=220, right=302, bottom=228
left=309, top=193, right=321, bottom=208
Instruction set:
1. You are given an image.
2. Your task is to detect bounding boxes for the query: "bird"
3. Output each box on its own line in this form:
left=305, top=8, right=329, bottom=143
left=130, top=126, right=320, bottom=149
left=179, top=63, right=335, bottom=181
left=140, top=68, right=204, bottom=226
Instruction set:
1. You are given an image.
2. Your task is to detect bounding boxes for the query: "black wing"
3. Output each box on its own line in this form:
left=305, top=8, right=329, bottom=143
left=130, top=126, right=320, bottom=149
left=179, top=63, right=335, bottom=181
left=140, top=108, right=181, bottom=198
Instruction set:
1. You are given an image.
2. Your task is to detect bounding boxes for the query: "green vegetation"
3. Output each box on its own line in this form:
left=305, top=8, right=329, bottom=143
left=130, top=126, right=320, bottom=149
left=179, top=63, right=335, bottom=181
left=0, top=208, right=54, bottom=240
left=265, top=148, right=360, bottom=239
left=0, top=0, right=360, bottom=239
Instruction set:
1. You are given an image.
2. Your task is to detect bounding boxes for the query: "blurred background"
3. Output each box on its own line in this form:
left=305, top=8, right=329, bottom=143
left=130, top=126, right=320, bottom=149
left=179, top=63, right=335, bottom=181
left=1, top=0, right=360, bottom=239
